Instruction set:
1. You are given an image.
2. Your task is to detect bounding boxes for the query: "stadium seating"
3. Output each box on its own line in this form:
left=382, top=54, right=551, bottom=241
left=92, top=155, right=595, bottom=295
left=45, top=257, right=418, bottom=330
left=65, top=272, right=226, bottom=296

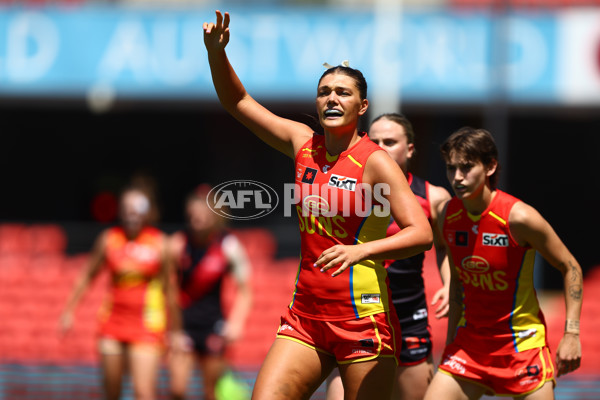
left=0, top=222, right=598, bottom=386
left=0, top=223, right=293, bottom=369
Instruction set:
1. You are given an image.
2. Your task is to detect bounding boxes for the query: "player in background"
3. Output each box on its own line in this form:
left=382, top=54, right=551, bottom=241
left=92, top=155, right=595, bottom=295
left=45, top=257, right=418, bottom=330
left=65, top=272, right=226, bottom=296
left=424, top=127, right=582, bottom=400
left=168, top=185, right=252, bottom=400
left=326, top=113, right=451, bottom=400
left=203, top=10, right=433, bottom=400
left=60, top=187, right=180, bottom=400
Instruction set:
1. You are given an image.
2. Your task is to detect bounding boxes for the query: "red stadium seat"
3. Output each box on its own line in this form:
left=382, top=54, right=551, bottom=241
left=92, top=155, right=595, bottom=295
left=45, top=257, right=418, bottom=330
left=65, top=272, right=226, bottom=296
left=232, top=228, right=277, bottom=261
left=29, top=224, right=68, bottom=254
left=0, top=223, right=31, bottom=254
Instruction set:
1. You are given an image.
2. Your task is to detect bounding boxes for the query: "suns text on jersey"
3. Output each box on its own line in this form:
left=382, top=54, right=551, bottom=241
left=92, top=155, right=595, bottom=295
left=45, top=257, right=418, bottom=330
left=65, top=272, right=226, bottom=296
left=295, top=205, right=348, bottom=238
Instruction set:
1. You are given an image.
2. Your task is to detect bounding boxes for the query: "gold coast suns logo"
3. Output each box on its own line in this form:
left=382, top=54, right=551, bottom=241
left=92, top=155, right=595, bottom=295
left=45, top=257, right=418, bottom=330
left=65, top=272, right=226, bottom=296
left=462, top=255, right=489, bottom=273
left=458, top=255, right=508, bottom=291
left=297, top=195, right=347, bottom=238
left=302, top=195, right=330, bottom=214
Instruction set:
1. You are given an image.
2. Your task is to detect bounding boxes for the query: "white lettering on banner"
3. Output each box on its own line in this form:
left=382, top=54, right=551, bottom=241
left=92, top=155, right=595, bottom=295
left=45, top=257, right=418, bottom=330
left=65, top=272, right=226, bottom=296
left=249, top=15, right=279, bottom=84
left=0, top=9, right=563, bottom=102
left=506, top=17, right=549, bottom=91
left=401, top=17, right=488, bottom=90
left=98, top=20, right=153, bottom=83
left=98, top=19, right=207, bottom=86
left=152, top=20, right=205, bottom=85
left=279, top=16, right=372, bottom=81
left=5, top=12, right=59, bottom=82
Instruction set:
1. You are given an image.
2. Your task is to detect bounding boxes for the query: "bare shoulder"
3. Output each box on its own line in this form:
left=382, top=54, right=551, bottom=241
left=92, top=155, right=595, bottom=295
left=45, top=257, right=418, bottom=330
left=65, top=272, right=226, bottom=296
left=290, top=128, right=315, bottom=155
left=167, top=231, right=186, bottom=257
left=363, top=149, right=405, bottom=185
left=428, top=183, right=452, bottom=215
left=509, top=200, right=542, bottom=227
left=508, top=200, right=549, bottom=246
left=93, top=229, right=110, bottom=249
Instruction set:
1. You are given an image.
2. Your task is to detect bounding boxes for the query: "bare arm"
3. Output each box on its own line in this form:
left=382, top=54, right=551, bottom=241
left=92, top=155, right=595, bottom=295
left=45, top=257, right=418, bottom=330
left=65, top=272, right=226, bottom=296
left=203, top=11, right=312, bottom=158
left=59, top=230, right=107, bottom=334
left=162, top=234, right=182, bottom=335
left=436, top=201, right=463, bottom=344
left=316, top=151, right=433, bottom=276
left=510, top=201, right=582, bottom=377
left=222, top=234, right=253, bottom=343
left=445, top=258, right=463, bottom=345
left=429, top=184, right=452, bottom=318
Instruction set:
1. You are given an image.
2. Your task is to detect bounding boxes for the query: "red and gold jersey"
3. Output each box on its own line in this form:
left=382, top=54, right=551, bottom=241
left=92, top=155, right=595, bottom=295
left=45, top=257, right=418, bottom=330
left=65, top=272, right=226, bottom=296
left=290, top=133, right=391, bottom=321
left=443, top=190, right=546, bottom=354
left=99, top=226, right=166, bottom=343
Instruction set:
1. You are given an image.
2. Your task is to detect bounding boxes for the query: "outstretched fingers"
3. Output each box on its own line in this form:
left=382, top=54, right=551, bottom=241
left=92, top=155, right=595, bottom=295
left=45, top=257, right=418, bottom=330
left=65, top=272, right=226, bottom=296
left=203, top=10, right=231, bottom=50
left=222, top=11, right=230, bottom=29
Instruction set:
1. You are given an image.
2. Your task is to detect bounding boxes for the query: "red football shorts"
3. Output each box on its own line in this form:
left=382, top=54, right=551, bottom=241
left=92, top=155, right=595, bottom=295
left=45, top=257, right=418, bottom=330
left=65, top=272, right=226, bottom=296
left=438, top=342, right=556, bottom=396
left=276, top=307, right=400, bottom=365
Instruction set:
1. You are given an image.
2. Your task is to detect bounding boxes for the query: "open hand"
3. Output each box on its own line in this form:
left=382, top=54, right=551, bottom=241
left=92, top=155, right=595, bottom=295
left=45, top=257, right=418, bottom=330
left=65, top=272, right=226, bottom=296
left=315, top=244, right=366, bottom=277
left=431, top=285, right=449, bottom=319
left=203, top=10, right=230, bottom=52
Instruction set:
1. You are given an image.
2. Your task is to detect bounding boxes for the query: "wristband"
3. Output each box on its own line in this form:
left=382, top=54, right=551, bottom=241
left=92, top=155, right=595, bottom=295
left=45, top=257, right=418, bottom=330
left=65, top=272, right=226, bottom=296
left=565, top=319, right=580, bottom=335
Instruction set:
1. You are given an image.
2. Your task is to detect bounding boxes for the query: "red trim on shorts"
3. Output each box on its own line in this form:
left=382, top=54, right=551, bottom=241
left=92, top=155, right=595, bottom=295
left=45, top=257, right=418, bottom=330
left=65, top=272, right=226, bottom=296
left=438, top=344, right=556, bottom=396
left=276, top=307, right=400, bottom=364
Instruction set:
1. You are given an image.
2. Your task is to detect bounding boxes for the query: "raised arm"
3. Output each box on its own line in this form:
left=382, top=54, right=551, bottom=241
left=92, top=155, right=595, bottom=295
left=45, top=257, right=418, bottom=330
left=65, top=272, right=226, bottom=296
left=203, top=10, right=312, bottom=158
left=509, top=201, right=583, bottom=377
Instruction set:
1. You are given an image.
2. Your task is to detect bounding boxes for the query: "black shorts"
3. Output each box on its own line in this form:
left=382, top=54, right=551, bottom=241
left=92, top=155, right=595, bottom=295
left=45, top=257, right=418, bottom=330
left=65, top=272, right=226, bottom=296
left=184, top=319, right=226, bottom=356
left=396, top=306, right=432, bottom=366
left=399, top=333, right=432, bottom=366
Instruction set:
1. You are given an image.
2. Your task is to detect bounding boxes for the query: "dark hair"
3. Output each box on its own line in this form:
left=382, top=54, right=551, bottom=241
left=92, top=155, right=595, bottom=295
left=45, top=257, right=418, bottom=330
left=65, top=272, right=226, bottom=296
left=440, top=127, right=500, bottom=189
left=185, top=183, right=213, bottom=208
left=370, top=113, right=415, bottom=145
left=184, top=184, right=228, bottom=228
left=318, top=66, right=368, bottom=100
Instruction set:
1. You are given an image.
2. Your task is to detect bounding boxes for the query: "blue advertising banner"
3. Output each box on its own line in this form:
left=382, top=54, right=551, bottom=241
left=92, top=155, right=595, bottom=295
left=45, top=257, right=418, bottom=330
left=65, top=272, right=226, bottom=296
left=0, top=6, right=559, bottom=103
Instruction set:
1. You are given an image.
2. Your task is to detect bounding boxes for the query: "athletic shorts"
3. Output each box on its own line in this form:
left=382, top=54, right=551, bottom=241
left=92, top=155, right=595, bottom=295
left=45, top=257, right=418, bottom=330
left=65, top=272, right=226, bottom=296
left=276, top=307, right=400, bottom=365
left=97, top=336, right=164, bottom=356
left=184, top=319, right=226, bottom=356
left=399, top=334, right=432, bottom=366
left=438, top=343, right=556, bottom=396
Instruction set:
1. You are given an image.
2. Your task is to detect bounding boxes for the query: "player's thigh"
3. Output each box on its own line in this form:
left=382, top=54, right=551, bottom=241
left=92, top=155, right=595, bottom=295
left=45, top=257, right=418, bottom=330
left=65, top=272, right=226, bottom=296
left=424, top=371, right=486, bottom=400
left=325, top=369, right=344, bottom=400
left=515, top=381, right=555, bottom=400
left=338, top=357, right=397, bottom=400
left=252, top=337, right=337, bottom=400
left=98, top=338, right=126, bottom=400
left=128, top=343, right=162, bottom=399
left=197, top=353, right=227, bottom=389
left=395, top=358, right=435, bottom=400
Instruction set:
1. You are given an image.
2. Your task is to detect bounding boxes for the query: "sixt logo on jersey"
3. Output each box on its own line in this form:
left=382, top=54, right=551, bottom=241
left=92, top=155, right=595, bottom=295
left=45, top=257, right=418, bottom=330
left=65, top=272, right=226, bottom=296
left=328, top=174, right=357, bottom=191
left=482, top=233, right=509, bottom=247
